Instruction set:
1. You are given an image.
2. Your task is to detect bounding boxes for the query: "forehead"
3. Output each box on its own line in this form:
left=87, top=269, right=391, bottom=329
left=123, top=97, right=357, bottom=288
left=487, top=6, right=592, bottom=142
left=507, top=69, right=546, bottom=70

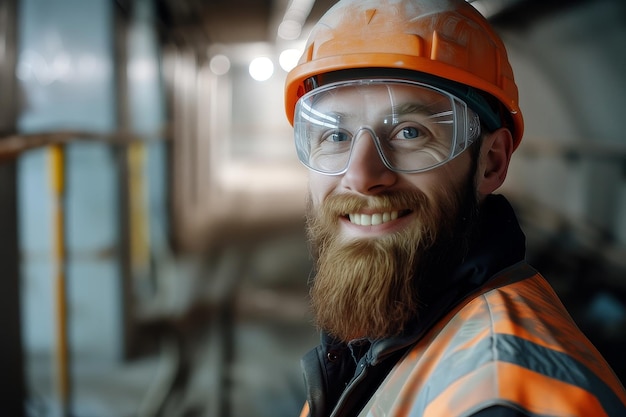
left=311, top=82, right=450, bottom=116
left=310, top=83, right=451, bottom=121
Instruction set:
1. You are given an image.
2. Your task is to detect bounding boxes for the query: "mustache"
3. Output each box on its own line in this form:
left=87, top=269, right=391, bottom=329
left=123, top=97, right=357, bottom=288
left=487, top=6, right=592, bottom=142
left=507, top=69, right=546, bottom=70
left=314, top=190, right=430, bottom=218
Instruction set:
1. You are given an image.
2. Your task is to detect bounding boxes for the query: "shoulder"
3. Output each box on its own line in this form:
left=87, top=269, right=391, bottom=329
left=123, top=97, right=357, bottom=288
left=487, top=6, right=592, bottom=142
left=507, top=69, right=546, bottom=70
left=379, top=266, right=626, bottom=416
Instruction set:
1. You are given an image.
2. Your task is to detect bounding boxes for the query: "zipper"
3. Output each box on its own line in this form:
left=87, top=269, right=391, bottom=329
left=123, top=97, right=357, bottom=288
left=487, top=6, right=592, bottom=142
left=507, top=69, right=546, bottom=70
left=329, top=360, right=369, bottom=417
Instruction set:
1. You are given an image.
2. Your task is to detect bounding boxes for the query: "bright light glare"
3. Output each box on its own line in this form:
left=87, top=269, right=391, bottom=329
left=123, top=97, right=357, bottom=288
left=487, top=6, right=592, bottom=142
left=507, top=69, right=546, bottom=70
left=249, top=56, right=274, bottom=81
left=210, top=54, right=231, bottom=75
left=279, top=49, right=301, bottom=72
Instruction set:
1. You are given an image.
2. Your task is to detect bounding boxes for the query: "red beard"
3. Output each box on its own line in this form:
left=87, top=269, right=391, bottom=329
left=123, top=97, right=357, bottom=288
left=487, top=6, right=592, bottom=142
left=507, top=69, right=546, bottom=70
left=305, top=184, right=477, bottom=342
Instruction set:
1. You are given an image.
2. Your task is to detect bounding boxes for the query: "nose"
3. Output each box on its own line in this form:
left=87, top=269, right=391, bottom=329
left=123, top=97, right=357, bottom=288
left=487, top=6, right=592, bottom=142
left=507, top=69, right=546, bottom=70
left=341, top=129, right=397, bottom=194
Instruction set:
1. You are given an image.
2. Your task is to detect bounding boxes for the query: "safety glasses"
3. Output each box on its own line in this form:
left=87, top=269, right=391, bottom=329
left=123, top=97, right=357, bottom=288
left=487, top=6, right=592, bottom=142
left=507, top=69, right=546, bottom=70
left=293, top=79, right=481, bottom=175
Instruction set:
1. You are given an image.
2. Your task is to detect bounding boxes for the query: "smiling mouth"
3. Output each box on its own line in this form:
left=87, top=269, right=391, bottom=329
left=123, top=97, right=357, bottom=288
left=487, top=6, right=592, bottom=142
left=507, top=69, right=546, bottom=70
left=347, top=210, right=411, bottom=226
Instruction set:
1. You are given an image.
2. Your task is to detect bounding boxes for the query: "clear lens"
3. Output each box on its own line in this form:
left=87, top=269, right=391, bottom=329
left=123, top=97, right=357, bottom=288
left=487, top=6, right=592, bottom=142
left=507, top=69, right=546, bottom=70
left=294, top=79, right=480, bottom=175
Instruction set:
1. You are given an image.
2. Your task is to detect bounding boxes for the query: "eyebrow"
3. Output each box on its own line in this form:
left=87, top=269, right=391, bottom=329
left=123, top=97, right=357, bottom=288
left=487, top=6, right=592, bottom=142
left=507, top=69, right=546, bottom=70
left=391, top=99, right=454, bottom=115
left=308, top=101, right=453, bottom=126
left=390, top=102, right=431, bottom=115
left=389, top=102, right=454, bottom=124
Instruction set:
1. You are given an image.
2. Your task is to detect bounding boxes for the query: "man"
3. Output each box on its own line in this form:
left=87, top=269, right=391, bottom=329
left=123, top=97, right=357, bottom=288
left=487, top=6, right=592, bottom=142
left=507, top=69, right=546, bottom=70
left=283, top=0, right=626, bottom=416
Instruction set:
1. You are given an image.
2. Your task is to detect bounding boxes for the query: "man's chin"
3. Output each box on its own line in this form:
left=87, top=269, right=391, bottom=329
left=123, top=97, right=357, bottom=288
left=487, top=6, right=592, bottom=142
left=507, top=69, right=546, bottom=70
left=310, top=229, right=423, bottom=341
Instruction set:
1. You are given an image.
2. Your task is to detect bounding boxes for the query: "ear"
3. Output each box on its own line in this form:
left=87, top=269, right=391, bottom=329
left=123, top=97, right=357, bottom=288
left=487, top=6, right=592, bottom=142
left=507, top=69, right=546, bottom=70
left=476, top=128, right=514, bottom=196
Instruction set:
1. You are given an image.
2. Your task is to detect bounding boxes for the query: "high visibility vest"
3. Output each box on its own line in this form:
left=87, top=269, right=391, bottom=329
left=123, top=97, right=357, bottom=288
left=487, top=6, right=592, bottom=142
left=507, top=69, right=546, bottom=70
left=300, top=262, right=626, bottom=417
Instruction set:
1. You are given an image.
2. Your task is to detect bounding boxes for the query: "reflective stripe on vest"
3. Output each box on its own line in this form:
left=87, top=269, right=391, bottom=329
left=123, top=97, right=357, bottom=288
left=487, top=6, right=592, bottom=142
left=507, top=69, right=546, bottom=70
left=358, top=262, right=626, bottom=417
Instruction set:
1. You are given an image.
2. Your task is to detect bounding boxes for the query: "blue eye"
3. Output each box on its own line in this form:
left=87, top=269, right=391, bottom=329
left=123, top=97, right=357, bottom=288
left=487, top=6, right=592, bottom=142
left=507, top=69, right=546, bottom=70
left=397, top=126, right=421, bottom=140
left=325, top=130, right=350, bottom=142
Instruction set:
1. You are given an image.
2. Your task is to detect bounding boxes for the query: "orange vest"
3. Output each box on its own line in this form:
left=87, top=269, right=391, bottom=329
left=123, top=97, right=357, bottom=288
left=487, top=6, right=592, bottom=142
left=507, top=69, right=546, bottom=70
left=300, top=262, right=626, bottom=417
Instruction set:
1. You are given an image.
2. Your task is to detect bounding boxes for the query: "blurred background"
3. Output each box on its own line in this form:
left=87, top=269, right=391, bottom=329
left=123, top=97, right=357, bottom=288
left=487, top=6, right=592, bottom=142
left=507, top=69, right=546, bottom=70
left=1, top=0, right=625, bottom=416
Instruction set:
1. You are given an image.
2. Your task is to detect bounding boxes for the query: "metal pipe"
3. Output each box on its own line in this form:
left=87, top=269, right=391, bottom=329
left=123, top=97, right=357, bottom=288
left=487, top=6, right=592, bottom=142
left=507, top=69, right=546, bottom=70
left=0, top=128, right=169, bottom=161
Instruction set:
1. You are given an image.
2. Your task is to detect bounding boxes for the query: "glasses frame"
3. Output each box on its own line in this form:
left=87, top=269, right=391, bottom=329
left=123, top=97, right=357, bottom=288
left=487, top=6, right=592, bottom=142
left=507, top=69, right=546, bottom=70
left=293, top=78, right=482, bottom=175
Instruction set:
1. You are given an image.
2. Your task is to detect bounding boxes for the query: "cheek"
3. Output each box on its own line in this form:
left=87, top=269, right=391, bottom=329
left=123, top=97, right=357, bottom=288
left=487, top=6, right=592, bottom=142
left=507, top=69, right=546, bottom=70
left=403, top=154, right=473, bottom=199
left=308, top=173, right=339, bottom=207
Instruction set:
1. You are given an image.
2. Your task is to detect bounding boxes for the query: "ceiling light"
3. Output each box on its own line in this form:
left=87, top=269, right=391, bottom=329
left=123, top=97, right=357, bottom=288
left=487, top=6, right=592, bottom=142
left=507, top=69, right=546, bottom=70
left=209, top=54, right=231, bottom=75
left=279, top=49, right=301, bottom=72
left=249, top=56, right=274, bottom=81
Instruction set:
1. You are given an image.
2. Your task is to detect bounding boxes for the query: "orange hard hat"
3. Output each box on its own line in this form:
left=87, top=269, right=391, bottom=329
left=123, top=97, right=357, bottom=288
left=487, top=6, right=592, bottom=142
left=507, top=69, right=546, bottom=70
left=284, top=0, right=524, bottom=149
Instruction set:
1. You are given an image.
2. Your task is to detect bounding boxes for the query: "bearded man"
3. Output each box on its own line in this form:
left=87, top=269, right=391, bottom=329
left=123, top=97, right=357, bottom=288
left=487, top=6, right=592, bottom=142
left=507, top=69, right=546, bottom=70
left=283, top=1, right=626, bottom=416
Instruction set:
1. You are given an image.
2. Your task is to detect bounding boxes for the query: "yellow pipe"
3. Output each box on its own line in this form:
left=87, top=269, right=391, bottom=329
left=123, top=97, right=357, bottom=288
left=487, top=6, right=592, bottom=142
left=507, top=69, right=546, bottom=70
left=49, top=144, right=70, bottom=416
left=128, top=142, right=150, bottom=275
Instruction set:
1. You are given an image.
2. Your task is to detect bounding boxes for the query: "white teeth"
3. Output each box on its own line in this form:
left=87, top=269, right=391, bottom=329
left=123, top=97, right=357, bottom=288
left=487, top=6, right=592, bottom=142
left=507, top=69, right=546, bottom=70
left=348, top=211, right=399, bottom=226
